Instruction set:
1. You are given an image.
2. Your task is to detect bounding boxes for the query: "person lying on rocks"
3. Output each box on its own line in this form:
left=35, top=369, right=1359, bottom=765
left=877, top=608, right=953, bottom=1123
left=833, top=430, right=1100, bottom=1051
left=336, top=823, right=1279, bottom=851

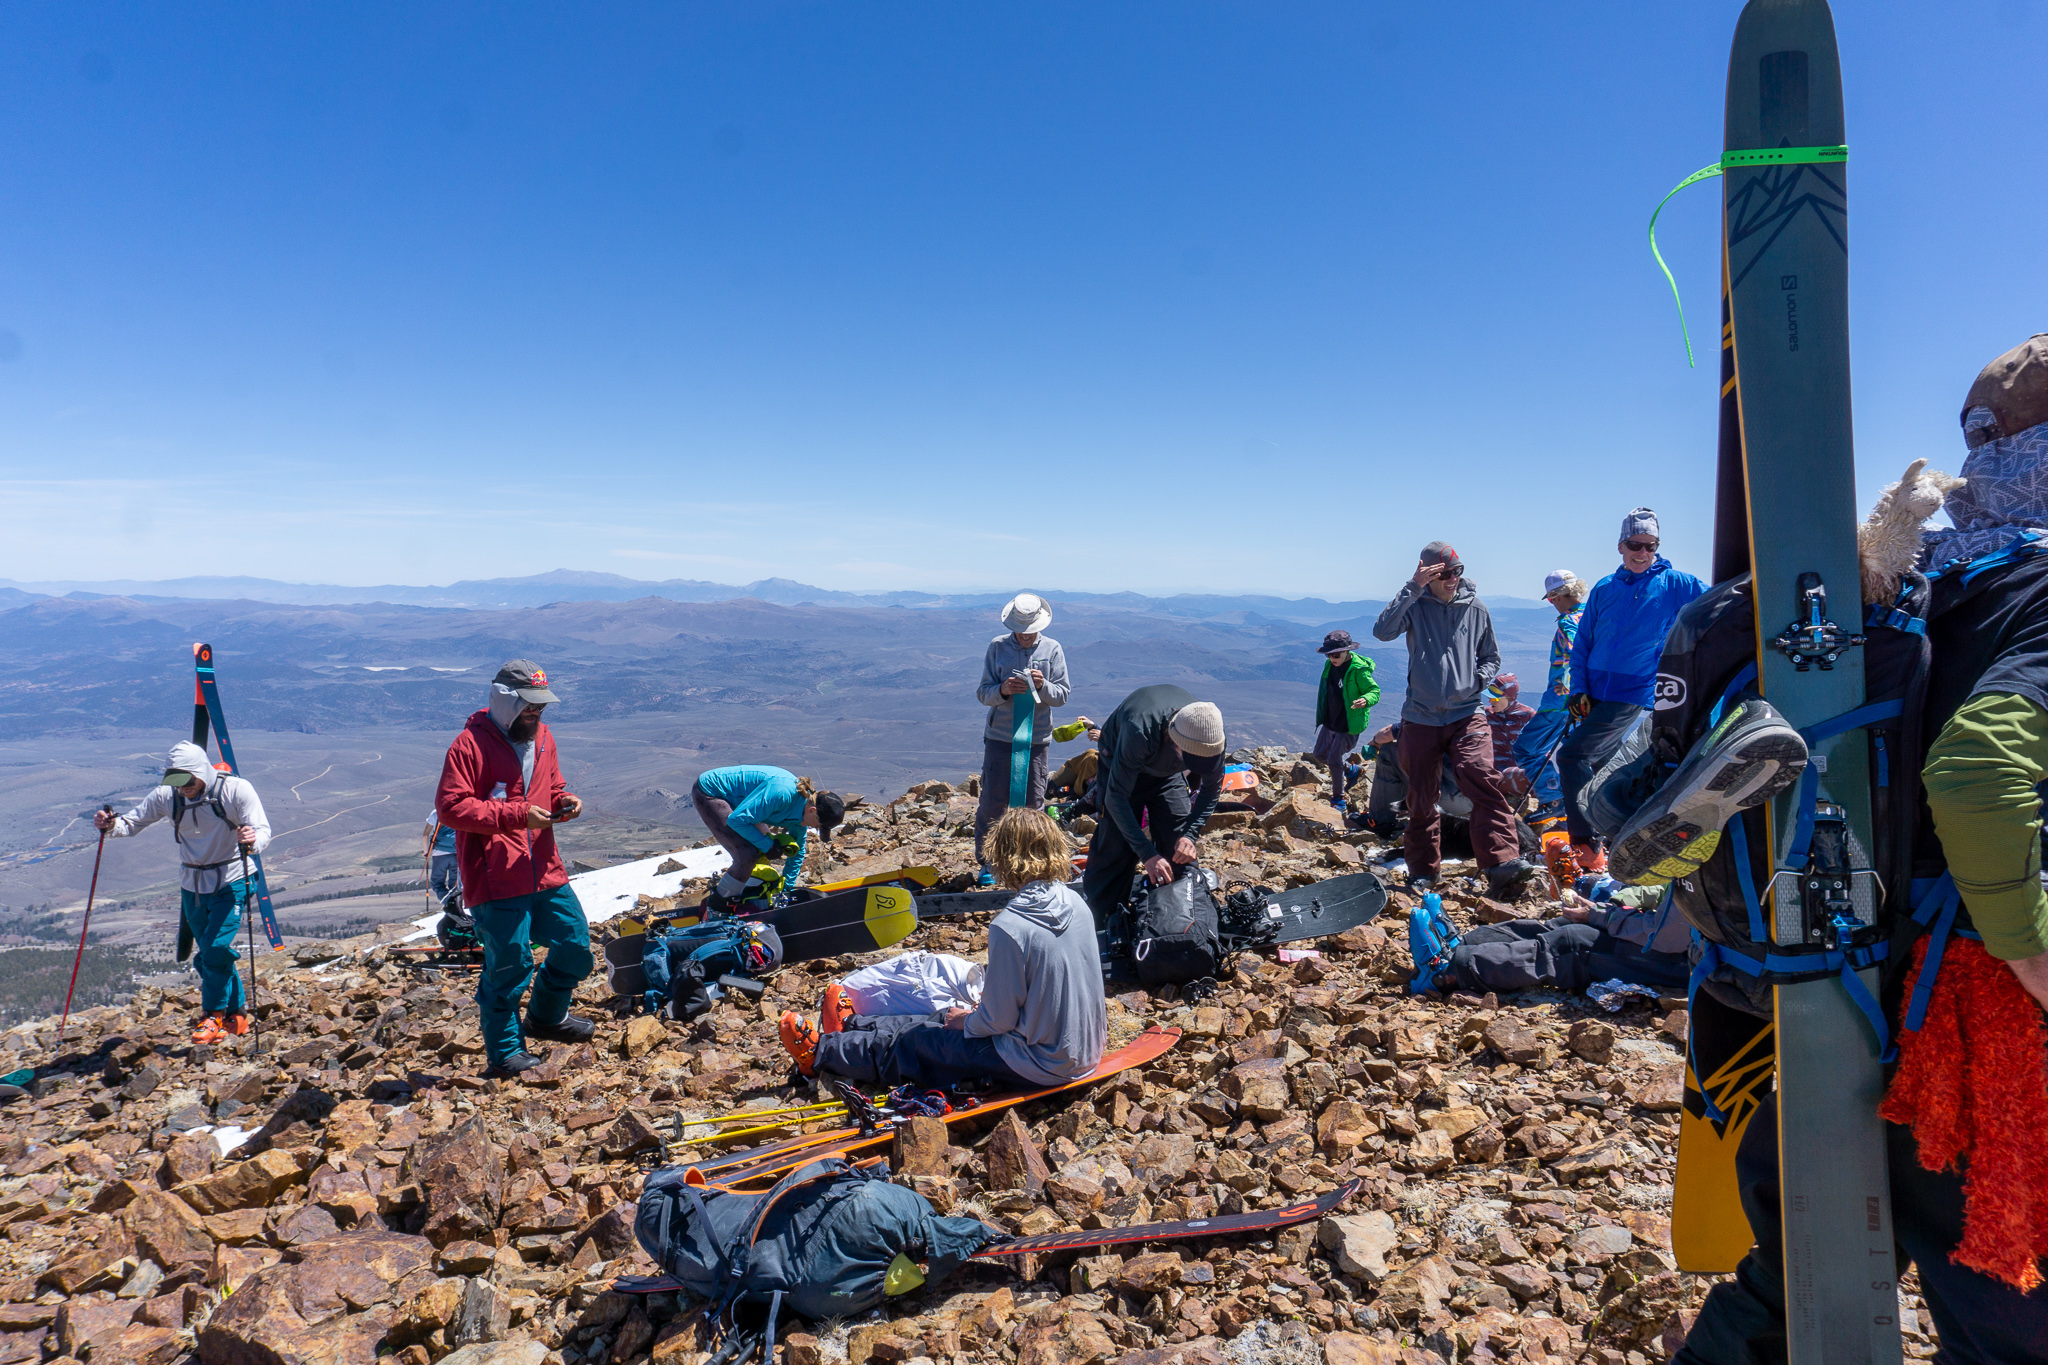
left=779, top=807, right=1106, bottom=1090
left=1406, top=882, right=1690, bottom=997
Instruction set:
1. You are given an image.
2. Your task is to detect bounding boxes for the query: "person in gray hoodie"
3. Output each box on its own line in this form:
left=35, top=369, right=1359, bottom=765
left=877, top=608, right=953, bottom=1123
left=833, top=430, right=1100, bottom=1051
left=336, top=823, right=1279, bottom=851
left=97, top=740, right=271, bottom=1044
left=1373, top=541, right=1541, bottom=897
left=781, top=807, right=1107, bottom=1089
left=972, top=593, right=1072, bottom=883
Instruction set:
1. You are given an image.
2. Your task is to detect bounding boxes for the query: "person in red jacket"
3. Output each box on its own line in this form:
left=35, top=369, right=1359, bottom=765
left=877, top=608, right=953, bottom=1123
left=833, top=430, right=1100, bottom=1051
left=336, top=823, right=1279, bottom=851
left=1484, top=674, right=1537, bottom=803
left=435, top=660, right=597, bottom=1078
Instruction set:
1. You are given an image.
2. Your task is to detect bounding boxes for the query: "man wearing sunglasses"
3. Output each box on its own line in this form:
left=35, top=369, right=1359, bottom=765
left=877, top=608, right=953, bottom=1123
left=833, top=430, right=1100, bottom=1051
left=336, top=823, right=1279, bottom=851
left=1373, top=541, right=1543, bottom=897
left=1556, top=509, right=1705, bottom=871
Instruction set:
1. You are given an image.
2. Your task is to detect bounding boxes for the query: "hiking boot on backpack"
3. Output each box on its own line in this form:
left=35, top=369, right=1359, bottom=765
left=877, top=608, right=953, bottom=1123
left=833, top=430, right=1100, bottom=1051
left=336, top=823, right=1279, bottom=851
left=1607, top=698, right=1807, bottom=886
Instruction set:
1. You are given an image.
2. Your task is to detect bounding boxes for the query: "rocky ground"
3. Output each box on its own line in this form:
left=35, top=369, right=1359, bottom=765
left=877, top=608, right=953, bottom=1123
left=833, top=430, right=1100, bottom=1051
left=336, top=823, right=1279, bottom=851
left=0, top=748, right=1941, bottom=1365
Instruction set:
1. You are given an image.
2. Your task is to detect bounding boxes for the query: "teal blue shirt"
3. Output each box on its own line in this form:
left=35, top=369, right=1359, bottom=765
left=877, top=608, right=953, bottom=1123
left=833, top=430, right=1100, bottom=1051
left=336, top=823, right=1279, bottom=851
left=696, top=765, right=810, bottom=885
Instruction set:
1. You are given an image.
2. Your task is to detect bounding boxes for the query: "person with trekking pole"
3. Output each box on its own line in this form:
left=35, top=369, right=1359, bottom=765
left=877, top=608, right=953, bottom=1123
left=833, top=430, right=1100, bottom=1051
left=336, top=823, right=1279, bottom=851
left=96, top=742, right=271, bottom=1045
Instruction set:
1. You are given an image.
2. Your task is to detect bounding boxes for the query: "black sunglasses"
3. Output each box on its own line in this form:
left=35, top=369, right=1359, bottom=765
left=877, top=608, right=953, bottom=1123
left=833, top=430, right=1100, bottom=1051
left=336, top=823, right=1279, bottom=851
left=1623, top=539, right=1659, bottom=553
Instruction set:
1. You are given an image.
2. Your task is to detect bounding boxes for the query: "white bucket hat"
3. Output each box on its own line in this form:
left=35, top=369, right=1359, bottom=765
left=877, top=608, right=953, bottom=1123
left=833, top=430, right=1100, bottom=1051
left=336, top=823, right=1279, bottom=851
left=1001, top=593, right=1052, bottom=634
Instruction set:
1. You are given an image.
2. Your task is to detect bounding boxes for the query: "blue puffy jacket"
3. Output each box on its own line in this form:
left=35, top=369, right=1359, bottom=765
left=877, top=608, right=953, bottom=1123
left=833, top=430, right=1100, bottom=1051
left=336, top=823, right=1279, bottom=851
left=1568, top=558, right=1707, bottom=707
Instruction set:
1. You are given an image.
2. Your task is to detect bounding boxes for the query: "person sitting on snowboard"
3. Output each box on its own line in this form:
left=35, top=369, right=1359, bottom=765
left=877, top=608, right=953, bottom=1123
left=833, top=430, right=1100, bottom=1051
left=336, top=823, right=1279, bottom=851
left=97, top=741, right=272, bottom=1045
left=691, top=765, right=845, bottom=910
left=780, top=807, right=1106, bottom=1089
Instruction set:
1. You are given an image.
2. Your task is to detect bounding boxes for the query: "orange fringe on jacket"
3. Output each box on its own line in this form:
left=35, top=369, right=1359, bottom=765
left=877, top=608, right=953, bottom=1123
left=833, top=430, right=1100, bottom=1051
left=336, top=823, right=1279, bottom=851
left=1880, top=935, right=2048, bottom=1291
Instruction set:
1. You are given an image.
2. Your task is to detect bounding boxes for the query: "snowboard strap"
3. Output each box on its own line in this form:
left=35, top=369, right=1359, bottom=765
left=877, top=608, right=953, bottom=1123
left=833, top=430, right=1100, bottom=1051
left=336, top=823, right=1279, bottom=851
left=1649, top=144, right=1849, bottom=366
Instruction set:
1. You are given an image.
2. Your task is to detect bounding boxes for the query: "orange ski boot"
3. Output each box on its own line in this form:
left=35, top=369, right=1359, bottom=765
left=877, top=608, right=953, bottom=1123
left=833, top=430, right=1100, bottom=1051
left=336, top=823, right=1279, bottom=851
left=192, top=1015, right=228, bottom=1046
left=1572, top=841, right=1608, bottom=875
left=820, top=983, right=848, bottom=1035
left=778, top=1011, right=820, bottom=1077
left=224, top=1013, right=253, bottom=1037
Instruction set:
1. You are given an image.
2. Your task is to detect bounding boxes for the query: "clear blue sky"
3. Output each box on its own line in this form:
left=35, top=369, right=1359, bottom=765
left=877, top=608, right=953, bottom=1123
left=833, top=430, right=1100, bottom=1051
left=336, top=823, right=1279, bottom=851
left=1, top=2, right=2040, bottom=599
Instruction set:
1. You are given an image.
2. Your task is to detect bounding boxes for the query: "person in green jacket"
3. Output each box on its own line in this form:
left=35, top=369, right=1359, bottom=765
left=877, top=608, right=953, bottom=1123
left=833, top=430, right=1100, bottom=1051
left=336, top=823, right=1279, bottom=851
left=1311, top=630, right=1380, bottom=812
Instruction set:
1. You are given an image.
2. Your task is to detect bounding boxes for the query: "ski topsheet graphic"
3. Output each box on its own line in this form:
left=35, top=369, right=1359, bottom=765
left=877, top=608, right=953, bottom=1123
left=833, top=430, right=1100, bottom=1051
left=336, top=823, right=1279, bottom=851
left=192, top=643, right=285, bottom=949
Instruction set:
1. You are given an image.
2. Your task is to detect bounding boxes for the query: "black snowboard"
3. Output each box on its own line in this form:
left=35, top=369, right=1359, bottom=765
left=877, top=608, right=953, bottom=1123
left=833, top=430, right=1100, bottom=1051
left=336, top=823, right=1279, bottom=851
left=605, top=884, right=919, bottom=997
left=1243, top=870, right=1388, bottom=945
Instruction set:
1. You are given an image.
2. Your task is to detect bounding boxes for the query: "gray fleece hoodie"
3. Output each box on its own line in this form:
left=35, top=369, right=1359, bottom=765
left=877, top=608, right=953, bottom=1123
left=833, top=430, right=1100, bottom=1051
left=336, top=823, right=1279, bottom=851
left=963, top=880, right=1107, bottom=1086
left=1372, top=579, right=1500, bottom=727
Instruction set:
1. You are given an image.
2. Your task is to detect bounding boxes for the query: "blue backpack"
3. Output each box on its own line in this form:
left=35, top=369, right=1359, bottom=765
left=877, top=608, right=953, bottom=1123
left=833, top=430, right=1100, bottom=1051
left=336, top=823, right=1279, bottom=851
left=634, top=1157, right=996, bottom=1360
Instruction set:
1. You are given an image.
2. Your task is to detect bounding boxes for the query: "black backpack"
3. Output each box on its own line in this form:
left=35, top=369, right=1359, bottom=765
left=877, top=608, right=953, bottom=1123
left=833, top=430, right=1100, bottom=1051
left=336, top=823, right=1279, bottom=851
left=1128, top=867, right=1223, bottom=989
left=634, top=1157, right=996, bottom=1358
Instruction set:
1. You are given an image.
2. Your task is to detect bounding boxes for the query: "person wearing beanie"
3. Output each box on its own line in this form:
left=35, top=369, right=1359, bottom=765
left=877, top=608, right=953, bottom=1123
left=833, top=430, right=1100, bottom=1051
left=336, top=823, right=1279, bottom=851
left=1677, top=335, right=2048, bottom=1365
left=96, top=739, right=273, bottom=1046
left=433, top=660, right=597, bottom=1079
left=1311, top=630, right=1380, bottom=812
left=691, top=766, right=846, bottom=910
left=971, top=593, right=1072, bottom=885
left=1513, top=570, right=1588, bottom=834
left=1078, top=683, right=1227, bottom=920
left=1557, top=510, right=1705, bottom=871
left=1372, top=541, right=1542, bottom=897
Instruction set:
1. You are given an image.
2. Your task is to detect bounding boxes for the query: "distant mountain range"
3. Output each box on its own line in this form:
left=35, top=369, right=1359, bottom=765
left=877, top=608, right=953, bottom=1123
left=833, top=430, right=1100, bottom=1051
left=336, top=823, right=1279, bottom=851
left=0, top=570, right=1551, bottom=619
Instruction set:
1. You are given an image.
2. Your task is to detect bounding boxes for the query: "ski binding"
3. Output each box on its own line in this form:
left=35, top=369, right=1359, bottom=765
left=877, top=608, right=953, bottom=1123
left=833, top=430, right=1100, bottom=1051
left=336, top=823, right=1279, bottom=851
left=1768, top=572, right=1865, bottom=672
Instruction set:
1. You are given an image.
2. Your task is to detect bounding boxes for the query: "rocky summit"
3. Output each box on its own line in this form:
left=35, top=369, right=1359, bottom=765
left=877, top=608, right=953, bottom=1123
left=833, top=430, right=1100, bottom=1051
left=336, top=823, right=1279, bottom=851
left=0, top=748, right=1943, bottom=1365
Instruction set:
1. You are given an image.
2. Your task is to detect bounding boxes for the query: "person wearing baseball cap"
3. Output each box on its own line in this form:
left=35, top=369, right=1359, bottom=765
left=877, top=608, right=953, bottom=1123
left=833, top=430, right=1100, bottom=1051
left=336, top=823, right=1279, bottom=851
left=1512, top=570, right=1589, bottom=836
left=1372, top=541, right=1543, bottom=897
left=1311, top=630, right=1380, bottom=813
left=1557, top=510, right=1705, bottom=871
left=96, top=738, right=272, bottom=1046
left=971, top=593, right=1073, bottom=885
left=434, top=659, right=596, bottom=1079
left=1078, top=683, right=1227, bottom=921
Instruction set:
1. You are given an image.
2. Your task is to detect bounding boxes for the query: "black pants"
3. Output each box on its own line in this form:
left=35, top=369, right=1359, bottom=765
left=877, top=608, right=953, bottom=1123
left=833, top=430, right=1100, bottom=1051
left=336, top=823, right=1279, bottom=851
left=1446, top=919, right=1688, bottom=995
left=1558, top=699, right=1645, bottom=843
left=1082, top=771, right=1192, bottom=921
left=692, top=782, right=770, bottom=889
left=1677, top=1093, right=2048, bottom=1365
left=813, top=1013, right=1034, bottom=1090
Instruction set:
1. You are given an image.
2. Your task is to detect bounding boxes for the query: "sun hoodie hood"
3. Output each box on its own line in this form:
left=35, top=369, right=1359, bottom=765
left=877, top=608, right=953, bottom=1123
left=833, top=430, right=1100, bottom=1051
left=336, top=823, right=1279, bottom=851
left=1000, top=878, right=1080, bottom=931
left=164, top=740, right=216, bottom=788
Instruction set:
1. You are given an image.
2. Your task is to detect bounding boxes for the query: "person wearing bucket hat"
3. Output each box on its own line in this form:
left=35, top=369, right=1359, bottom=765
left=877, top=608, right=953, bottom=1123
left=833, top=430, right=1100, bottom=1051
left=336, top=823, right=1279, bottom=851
left=1557, top=510, right=1705, bottom=871
left=1310, top=630, right=1380, bottom=812
left=1078, top=684, right=1227, bottom=920
left=972, top=593, right=1072, bottom=884
left=97, top=739, right=272, bottom=1045
left=434, top=659, right=597, bottom=1079
left=1373, top=541, right=1543, bottom=897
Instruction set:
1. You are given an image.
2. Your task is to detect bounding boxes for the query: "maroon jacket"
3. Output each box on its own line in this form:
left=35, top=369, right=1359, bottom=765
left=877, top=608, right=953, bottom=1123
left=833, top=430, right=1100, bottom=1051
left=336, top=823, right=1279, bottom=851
left=435, top=710, right=570, bottom=907
left=1487, top=674, right=1538, bottom=801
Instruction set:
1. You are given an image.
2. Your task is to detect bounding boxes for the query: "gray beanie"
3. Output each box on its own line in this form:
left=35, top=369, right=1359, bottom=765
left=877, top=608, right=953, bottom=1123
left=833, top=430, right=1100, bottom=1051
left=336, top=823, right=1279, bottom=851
left=1619, top=508, right=1660, bottom=543
left=1167, top=701, right=1226, bottom=757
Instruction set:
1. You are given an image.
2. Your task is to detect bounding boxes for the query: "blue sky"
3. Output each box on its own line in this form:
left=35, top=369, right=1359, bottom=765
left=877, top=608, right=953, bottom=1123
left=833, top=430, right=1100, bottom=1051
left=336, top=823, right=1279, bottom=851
left=0, top=2, right=2041, bottom=599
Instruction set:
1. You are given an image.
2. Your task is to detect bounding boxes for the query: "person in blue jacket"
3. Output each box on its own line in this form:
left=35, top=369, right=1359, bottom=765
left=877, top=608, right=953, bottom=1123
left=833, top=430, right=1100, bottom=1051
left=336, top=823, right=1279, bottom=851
left=691, top=765, right=846, bottom=909
left=1555, top=509, right=1705, bottom=868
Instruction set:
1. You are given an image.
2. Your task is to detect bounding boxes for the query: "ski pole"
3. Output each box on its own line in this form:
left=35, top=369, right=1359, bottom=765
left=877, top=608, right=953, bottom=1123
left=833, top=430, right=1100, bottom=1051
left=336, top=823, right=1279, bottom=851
left=239, top=844, right=261, bottom=1055
left=58, top=806, right=113, bottom=1044
left=690, top=1099, right=850, bottom=1125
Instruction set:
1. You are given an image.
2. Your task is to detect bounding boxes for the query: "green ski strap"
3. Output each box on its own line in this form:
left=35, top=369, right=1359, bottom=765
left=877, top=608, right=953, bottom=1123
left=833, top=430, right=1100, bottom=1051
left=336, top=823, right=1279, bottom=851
left=1008, top=686, right=1035, bottom=807
left=1648, top=144, right=1848, bottom=367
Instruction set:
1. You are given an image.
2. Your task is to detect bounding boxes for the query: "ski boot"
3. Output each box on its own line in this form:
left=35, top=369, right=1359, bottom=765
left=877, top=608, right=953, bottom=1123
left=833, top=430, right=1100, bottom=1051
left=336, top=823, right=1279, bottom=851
left=820, top=982, right=848, bottom=1034
left=778, top=1012, right=820, bottom=1078
left=224, top=1013, right=252, bottom=1037
left=1607, top=698, right=1807, bottom=886
left=1406, top=893, right=1461, bottom=995
left=1541, top=830, right=1577, bottom=897
left=1572, top=842, right=1608, bottom=875
left=191, top=1015, right=228, bottom=1046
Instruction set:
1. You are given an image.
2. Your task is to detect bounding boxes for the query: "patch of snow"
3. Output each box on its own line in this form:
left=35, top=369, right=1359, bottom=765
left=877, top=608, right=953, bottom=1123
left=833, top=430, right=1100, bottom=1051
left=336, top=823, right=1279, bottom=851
left=198, top=1125, right=255, bottom=1158
left=569, top=845, right=730, bottom=924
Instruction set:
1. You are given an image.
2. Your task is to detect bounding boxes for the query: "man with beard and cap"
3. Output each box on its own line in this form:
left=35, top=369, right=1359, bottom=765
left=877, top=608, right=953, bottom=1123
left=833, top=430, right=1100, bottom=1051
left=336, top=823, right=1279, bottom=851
left=972, top=592, right=1072, bottom=886
left=1079, top=683, right=1228, bottom=922
left=1373, top=541, right=1543, bottom=897
left=1676, top=335, right=2048, bottom=1364
left=435, top=660, right=596, bottom=1079
left=97, top=741, right=271, bottom=1045
left=1310, top=630, right=1380, bottom=813
left=691, top=766, right=845, bottom=911
left=1557, top=509, right=1705, bottom=872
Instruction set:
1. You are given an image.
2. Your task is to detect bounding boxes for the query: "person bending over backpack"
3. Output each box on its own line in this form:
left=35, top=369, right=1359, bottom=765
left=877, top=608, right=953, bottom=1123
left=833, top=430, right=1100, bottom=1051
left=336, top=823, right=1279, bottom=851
left=780, top=807, right=1106, bottom=1090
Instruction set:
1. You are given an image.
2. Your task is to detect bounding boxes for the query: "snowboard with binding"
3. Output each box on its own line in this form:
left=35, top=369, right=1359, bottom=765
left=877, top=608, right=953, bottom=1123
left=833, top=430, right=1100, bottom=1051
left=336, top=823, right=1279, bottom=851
left=604, top=884, right=919, bottom=997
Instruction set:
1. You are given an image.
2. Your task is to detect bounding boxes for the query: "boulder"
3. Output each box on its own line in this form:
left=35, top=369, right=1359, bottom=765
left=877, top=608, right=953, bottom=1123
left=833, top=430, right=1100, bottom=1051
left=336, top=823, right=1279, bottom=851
left=1375, top=1254, right=1456, bottom=1321
left=435, top=1344, right=548, bottom=1365
left=1566, top=1018, right=1615, bottom=1064
left=891, top=1116, right=949, bottom=1176
left=404, top=1116, right=504, bottom=1246
left=177, top=1149, right=306, bottom=1215
left=618, top=1016, right=666, bottom=1058
left=1482, top=1017, right=1543, bottom=1065
left=1317, top=1211, right=1398, bottom=1281
left=983, top=1111, right=1049, bottom=1193
left=127, top=1189, right=214, bottom=1271
left=1221, top=1058, right=1290, bottom=1121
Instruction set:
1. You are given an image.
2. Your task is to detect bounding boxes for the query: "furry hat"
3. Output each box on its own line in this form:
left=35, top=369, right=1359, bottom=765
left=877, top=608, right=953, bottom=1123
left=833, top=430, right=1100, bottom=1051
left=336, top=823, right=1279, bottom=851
left=1859, top=458, right=1966, bottom=604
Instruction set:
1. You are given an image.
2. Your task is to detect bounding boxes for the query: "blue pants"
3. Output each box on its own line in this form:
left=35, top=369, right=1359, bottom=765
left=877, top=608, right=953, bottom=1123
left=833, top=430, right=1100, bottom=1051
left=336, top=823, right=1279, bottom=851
left=1513, top=706, right=1573, bottom=808
left=1557, top=700, right=1645, bottom=843
left=814, top=1013, right=1035, bottom=1090
left=429, top=852, right=460, bottom=905
left=182, top=886, right=248, bottom=1016
left=472, top=884, right=594, bottom=1064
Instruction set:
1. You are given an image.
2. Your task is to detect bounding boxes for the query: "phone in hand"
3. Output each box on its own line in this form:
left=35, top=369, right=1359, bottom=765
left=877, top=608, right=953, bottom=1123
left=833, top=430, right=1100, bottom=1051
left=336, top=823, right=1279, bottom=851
left=553, top=797, right=573, bottom=818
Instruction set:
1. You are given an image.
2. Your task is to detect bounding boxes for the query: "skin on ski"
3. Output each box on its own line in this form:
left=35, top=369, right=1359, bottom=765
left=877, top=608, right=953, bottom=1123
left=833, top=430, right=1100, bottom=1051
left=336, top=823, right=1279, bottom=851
left=192, top=643, right=285, bottom=949
left=1008, top=686, right=1034, bottom=807
left=606, top=1174, right=1359, bottom=1296
left=1672, top=988, right=1774, bottom=1271
left=972, top=1177, right=1360, bottom=1258
left=676, top=1026, right=1181, bottom=1186
left=1723, top=3, right=1900, bottom=1359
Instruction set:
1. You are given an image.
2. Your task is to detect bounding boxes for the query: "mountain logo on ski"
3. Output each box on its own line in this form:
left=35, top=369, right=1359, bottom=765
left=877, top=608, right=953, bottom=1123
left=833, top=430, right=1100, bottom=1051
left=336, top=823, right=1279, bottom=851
left=1727, top=159, right=1845, bottom=289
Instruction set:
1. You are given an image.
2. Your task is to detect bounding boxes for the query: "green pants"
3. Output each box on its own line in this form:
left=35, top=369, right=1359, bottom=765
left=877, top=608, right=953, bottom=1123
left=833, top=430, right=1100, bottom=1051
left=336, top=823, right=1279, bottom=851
left=472, top=884, right=594, bottom=1064
left=181, top=885, right=248, bottom=1016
